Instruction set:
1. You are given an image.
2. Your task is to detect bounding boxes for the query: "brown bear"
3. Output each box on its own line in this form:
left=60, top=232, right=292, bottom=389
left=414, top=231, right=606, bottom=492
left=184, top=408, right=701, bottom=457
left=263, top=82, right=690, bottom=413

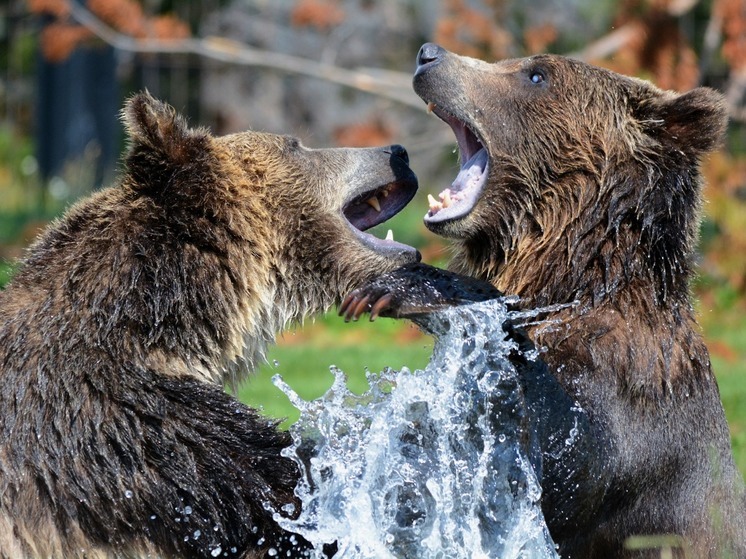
left=342, top=44, right=746, bottom=558
left=0, top=92, right=418, bottom=558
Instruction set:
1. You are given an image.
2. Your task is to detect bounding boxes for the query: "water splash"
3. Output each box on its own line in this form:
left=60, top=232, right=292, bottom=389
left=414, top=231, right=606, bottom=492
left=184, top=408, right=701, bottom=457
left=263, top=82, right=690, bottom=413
left=273, top=299, right=558, bottom=558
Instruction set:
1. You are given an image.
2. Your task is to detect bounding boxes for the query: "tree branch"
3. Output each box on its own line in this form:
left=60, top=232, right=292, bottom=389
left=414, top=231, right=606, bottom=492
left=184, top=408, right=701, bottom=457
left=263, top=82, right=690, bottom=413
left=569, top=23, right=640, bottom=62
left=68, top=1, right=423, bottom=110
left=70, top=2, right=746, bottom=122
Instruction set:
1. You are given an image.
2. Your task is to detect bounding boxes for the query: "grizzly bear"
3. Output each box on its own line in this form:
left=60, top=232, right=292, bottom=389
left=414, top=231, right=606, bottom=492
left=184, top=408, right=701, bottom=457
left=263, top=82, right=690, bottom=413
left=0, top=92, right=418, bottom=558
left=342, top=44, right=746, bottom=558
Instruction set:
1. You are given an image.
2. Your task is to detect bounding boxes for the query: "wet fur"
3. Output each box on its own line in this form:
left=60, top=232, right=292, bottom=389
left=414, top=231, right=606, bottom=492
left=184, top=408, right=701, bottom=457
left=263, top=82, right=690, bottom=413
left=0, top=92, right=415, bottom=558
left=415, top=51, right=746, bottom=557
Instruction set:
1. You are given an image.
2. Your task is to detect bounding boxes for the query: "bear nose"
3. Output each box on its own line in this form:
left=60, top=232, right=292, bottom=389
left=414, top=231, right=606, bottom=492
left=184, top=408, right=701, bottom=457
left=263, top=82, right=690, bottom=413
left=416, top=43, right=445, bottom=69
left=387, top=145, right=409, bottom=165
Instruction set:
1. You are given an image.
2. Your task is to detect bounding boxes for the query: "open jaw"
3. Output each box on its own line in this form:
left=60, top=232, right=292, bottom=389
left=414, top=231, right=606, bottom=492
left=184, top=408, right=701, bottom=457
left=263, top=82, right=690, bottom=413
left=425, top=103, right=489, bottom=225
left=343, top=175, right=419, bottom=259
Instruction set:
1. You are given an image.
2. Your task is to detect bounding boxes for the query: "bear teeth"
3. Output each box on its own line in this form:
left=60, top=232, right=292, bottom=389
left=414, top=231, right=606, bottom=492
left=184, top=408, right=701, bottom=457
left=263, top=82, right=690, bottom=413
left=428, top=194, right=442, bottom=214
left=428, top=189, right=468, bottom=215
left=427, top=101, right=436, bottom=114
left=442, top=190, right=452, bottom=208
left=385, top=229, right=394, bottom=241
left=367, top=196, right=381, bottom=212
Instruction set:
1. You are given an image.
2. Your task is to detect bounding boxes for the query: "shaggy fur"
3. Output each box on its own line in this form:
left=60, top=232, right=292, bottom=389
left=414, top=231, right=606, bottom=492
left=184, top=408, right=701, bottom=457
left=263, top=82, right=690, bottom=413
left=345, top=45, right=745, bottom=558
left=415, top=45, right=746, bottom=559
left=0, top=92, right=417, bottom=558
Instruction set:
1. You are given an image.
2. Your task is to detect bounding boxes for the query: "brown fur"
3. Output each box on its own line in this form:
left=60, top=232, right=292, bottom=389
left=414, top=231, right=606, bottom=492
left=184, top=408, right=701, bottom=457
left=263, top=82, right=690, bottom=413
left=0, top=92, right=417, bottom=558
left=413, top=45, right=746, bottom=558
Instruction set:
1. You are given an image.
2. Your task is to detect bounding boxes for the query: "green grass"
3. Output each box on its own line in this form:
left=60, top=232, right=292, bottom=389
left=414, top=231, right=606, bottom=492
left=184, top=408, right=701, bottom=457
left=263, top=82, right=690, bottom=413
left=0, top=261, right=15, bottom=288
left=700, top=310, right=746, bottom=474
left=237, top=306, right=746, bottom=478
left=715, top=363, right=746, bottom=474
left=235, top=313, right=433, bottom=428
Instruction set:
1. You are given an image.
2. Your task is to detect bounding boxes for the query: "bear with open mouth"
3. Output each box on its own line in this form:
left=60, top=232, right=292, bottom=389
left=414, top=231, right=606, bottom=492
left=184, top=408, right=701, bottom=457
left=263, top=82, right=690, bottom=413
left=0, top=92, right=419, bottom=559
left=343, top=44, right=746, bottom=558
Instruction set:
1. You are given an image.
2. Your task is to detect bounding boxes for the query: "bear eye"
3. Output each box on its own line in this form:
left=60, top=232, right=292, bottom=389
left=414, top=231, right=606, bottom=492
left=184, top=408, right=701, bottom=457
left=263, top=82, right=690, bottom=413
left=529, top=70, right=546, bottom=84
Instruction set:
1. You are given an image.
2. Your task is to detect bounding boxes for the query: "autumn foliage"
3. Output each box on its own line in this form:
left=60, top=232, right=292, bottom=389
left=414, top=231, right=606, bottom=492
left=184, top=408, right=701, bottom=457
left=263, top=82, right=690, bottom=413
left=26, top=0, right=746, bottom=307
left=333, top=119, right=393, bottom=149
left=28, top=0, right=189, bottom=62
left=38, top=23, right=93, bottom=63
left=290, top=0, right=346, bottom=30
left=720, top=0, right=746, bottom=71
left=435, top=0, right=512, bottom=60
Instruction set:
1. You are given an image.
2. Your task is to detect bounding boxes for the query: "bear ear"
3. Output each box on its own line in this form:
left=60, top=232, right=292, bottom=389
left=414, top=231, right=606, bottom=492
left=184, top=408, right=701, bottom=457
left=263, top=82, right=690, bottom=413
left=648, top=87, right=728, bottom=156
left=122, top=91, right=210, bottom=190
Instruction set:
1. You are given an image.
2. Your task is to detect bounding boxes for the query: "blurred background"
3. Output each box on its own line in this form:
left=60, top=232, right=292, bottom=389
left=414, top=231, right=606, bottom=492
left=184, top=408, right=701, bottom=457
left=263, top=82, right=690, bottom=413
left=1, top=0, right=745, bottom=472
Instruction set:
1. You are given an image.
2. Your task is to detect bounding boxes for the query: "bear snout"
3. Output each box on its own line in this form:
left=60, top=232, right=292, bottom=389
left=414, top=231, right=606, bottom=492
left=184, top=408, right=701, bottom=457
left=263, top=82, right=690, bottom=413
left=384, top=144, right=409, bottom=166
left=416, top=43, right=446, bottom=75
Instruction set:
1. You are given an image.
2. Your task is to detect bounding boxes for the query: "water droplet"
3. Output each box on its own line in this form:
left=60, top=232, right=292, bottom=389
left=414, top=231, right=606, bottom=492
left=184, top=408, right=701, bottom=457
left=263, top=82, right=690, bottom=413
left=268, top=549, right=277, bottom=557
left=270, top=299, right=558, bottom=558
left=184, top=506, right=193, bottom=515
left=193, top=530, right=201, bottom=539
left=124, top=490, right=133, bottom=499
left=210, top=547, right=222, bottom=557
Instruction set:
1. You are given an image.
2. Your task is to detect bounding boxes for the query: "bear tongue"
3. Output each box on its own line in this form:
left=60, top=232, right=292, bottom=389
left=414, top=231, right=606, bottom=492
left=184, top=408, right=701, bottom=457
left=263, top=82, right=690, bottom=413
left=427, top=148, right=488, bottom=220
left=452, top=147, right=488, bottom=193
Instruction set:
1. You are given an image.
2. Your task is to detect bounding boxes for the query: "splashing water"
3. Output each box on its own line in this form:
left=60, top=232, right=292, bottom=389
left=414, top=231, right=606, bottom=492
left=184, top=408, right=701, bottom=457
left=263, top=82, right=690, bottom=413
left=273, top=299, right=559, bottom=559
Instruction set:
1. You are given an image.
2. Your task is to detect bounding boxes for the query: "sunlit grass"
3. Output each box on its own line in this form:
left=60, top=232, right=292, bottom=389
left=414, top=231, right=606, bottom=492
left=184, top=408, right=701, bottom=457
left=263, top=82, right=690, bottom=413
left=700, top=308, right=746, bottom=475
left=239, top=297, right=746, bottom=477
left=235, top=313, right=433, bottom=428
left=1, top=213, right=744, bottom=476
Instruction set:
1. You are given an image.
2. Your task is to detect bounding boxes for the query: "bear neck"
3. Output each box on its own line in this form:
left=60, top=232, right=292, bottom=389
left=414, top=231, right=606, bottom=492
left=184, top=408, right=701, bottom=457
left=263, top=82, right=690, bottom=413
left=456, top=163, right=702, bottom=314
left=454, top=164, right=713, bottom=397
left=14, top=185, right=299, bottom=388
left=265, top=228, right=352, bottom=328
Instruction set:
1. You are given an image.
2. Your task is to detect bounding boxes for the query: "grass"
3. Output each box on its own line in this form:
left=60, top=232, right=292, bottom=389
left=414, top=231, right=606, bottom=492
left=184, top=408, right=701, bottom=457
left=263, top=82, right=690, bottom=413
left=238, top=292, right=746, bottom=478
left=699, top=309, right=746, bottom=474
left=2, top=209, right=745, bottom=476
left=0, top=261, right=14, bottom=287
left=235, top=313, right=433, bottom=428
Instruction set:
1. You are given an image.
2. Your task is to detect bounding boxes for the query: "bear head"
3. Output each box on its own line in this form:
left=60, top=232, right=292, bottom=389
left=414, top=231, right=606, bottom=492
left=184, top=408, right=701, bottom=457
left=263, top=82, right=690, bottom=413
left=123, top=91, right=418, bottom=280
left=17, top=92, right=419, bottom=384
left=412, top=44, right=727, bottom=307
